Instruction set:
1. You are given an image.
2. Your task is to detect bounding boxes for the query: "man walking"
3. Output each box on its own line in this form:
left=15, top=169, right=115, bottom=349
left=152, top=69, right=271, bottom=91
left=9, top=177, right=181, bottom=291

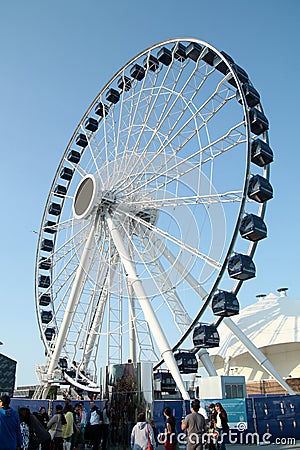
left=87, top=400, right=103, bottom=450
left=181, top=399, right=207, bottom=450
left=0, top=394, right=22, bottom=450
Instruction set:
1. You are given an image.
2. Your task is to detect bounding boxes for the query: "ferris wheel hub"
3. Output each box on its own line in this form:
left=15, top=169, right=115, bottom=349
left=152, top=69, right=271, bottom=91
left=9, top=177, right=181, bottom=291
left=73, top=174, right=116, bottom=220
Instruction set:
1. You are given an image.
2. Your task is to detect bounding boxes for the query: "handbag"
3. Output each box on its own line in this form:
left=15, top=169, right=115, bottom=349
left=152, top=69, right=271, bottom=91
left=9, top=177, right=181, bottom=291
left=49, top=428, right=56, bottom=440
left=49, top=420, right=58, bottom=440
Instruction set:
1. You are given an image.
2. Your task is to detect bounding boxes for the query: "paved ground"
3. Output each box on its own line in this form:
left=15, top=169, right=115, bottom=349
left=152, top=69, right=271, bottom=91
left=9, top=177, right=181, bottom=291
left=104, top=443, right=300, bottom=450
left=177, top=441, right=300, bottom=450
left=227, top=443, right=300, bottom=449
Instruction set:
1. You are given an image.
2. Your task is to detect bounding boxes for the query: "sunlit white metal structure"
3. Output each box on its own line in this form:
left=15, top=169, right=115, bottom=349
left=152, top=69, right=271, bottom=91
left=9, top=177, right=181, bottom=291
left=210, top=289, right=298, bottom=394
left=34, top=38, right=273, bottom=399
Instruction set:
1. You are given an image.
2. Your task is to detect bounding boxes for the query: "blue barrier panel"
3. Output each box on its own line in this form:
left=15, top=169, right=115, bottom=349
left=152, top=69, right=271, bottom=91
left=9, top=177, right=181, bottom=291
left=153, top=400, right=188, bottom=434
left=253, top=394, right=300, bottom=440
left=51, top=399, right=104, bottom=416
left=11, top=398, right=50, bottom=413
left=255, top=398, right=278, bottom=420
left=245, top=398, right=256, bottom=433
left=280, top=418, right=298, bottom=439
left=282, top=395, right=300, bottom=417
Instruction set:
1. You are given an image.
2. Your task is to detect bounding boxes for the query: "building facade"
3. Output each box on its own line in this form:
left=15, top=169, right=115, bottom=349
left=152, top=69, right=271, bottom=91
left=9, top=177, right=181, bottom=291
left=0, top=353, right=17, bottom=397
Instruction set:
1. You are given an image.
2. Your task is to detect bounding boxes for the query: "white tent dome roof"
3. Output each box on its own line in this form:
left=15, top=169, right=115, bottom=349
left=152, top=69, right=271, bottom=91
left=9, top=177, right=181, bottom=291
left=211, top=289, right=300, bottom=359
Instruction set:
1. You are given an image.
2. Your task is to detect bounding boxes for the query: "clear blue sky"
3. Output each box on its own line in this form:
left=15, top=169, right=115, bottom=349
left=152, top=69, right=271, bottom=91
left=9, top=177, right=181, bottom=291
left=0, top=0, right=299, bottom=386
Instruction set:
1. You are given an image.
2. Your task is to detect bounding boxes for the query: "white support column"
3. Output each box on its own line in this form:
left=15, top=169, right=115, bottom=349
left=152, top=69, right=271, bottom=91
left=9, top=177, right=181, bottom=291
left=47, top=221, right=97, bottom=379
left=83, top=253, right=119, bottom=369
left=197, top=349, right=218, bottom=376
left=223, top=317, right=295, bottom=395
left=106, top=212, right=190, bottom=400
left=148, top=229, right=217, bottom=376
left=128, top=283, right=137, bottom=364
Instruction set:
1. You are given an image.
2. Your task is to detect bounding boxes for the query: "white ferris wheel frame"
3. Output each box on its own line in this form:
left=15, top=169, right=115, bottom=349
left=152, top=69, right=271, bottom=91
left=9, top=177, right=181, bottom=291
left=34, top=38, right=289, bottom=399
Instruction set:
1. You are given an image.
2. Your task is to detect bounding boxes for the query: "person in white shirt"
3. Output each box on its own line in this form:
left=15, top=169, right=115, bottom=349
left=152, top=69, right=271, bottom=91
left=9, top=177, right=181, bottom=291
left=131, top=413, right=155, bottom=450
left=198, top=406, right=208, bottom=422
left=88, top=401, right=103, bottom=450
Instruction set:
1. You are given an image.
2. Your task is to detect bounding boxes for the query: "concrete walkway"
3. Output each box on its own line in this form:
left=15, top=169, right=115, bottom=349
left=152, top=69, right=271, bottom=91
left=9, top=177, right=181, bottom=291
left=177, top=441, right=300, bottom=450
left=227, top=443, right=300, bottom=449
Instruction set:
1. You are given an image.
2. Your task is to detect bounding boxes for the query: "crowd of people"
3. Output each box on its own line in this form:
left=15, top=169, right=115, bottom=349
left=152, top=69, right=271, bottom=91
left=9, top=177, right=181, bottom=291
left=0, top=394, right=229, bottom=450
left=130, top=399, right=229, bottom=450
left=0, top=395, right=109, bottom=450
left=181, top=399, right=229, bottom=450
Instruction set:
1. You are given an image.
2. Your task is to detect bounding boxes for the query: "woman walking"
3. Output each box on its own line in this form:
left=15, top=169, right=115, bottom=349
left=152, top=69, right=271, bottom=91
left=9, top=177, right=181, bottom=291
left=131, top=412, right=155, bottom=450
left=47, top=404, right=66, bottom=450
left=62, top=403, right=74, bottom=450
left=162, top=407, right=176, bottom=450
left=18, top=407, right=32, bottom=450
left=214, top=403, right=229, bottom=450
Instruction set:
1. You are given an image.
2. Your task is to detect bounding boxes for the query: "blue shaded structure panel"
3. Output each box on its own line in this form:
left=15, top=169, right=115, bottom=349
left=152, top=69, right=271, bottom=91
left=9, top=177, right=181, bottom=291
left=253, top=395, right=300, bottom=441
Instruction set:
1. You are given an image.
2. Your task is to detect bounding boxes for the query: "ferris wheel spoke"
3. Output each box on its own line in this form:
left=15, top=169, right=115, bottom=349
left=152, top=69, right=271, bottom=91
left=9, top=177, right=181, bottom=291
left=46, top=228, right=93, bottom=317
left=119, top=61, right=214, bottom=189
left=147, top=227, right=208, bottom=301
left=138, top=232, right=193, bottom=333
left=115, top=83, right=129, bottom=162
left=120, top=68, right=152, bottom=166
left=117, top=207, right=222, bottom=270
left=78, top=125, right=102, bottom=176
left=88, top=132, right=110, bottom=176
left=118, top=90, right=237, bottom=197
left=124, top=70, right=161, bottom=153
left=117, top=57, right=193, bottom=187
left=122, top=128, right=245, bottom=201
left=124, top=190, right=243, bottom=209
left=52, top=221, right=90, bottom=262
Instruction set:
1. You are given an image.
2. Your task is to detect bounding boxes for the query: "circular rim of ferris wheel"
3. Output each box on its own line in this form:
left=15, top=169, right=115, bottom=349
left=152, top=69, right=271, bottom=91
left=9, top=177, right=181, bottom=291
left=34, top=37, right=272, bottom=394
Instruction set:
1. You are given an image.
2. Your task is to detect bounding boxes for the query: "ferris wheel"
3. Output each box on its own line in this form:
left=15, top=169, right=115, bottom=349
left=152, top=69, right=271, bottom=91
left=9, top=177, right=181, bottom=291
left=35, top=38, right=273, bottom=399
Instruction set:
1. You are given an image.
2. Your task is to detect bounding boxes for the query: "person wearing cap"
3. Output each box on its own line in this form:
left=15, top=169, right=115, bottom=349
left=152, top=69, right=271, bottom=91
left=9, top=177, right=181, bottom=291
left=0, top=394, right=22, bottom=450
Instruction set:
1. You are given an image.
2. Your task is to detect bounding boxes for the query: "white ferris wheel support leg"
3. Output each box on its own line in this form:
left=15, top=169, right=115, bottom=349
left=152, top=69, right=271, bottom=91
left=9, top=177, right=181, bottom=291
left=105, top=212, right=190, bottom=400
left=83, top=252, right=119, bottom=370
left=174, top=256, right=294, bottom=393
left=147, top=228, right=295, bottom=393
left=128, top=283, right=137, bottom=364
left=158, top=244, right=217, bottom=376
left=146, top=229, right=217, bottom=376
left=223, top=318, right=295, bottom=395
left=47, top=219, right=97, bottom=380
